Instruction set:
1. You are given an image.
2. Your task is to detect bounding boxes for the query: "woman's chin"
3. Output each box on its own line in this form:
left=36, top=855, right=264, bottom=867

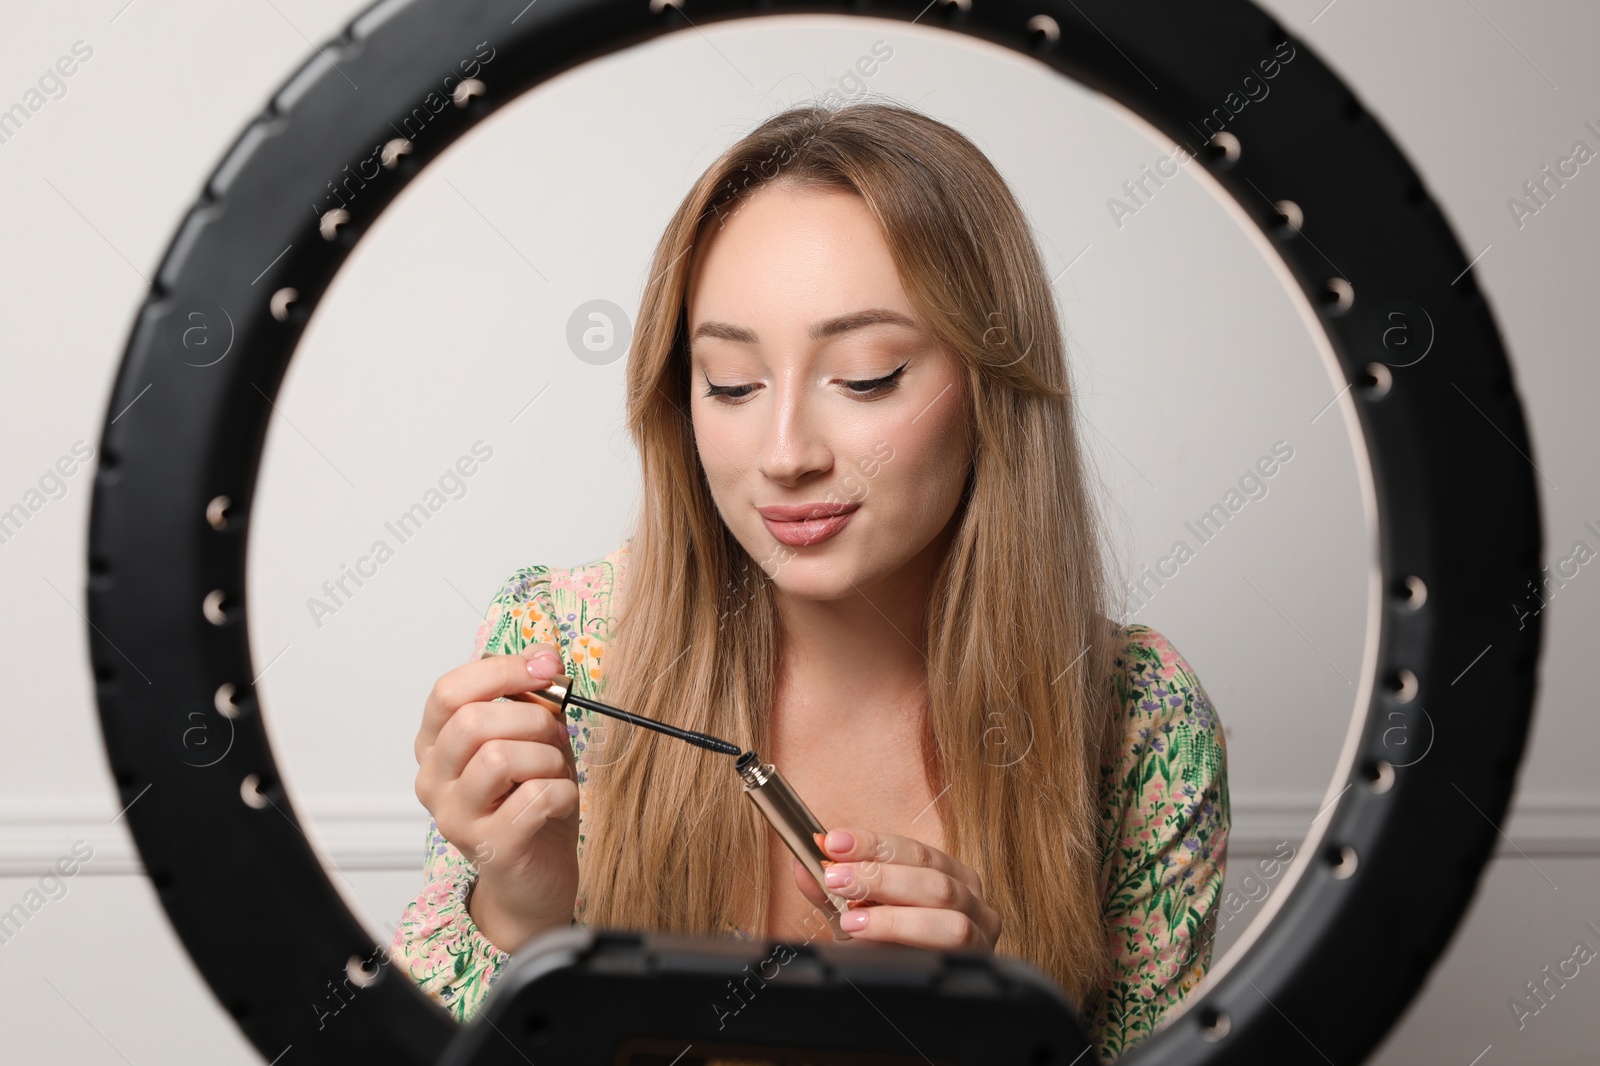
left=766, top=564, right=863, bottom=604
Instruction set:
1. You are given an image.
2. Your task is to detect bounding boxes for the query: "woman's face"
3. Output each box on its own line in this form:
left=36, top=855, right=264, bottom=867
left=685, top=182, right=973, bottom=602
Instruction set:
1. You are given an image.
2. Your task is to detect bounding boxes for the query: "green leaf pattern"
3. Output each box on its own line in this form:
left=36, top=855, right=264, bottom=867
left=1079, top=624, right=1230, bottom=1061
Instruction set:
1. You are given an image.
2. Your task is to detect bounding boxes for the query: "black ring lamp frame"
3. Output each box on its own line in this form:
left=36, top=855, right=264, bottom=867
left=88, top=0, right=1543, bottom=1063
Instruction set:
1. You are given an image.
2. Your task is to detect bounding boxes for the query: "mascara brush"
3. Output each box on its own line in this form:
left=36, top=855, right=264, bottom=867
left=510, top=672, right=741, bottom=756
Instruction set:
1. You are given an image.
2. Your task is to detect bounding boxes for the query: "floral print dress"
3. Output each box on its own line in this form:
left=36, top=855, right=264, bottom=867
left=388, top=538, right=1229, bottom=1061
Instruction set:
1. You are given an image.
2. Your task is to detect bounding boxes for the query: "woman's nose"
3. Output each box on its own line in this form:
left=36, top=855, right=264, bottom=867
left=757, top=383, right=832, bottom=485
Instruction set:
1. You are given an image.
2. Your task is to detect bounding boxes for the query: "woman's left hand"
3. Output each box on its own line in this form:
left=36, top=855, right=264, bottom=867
left=788, top=827, right=1002, bottom=951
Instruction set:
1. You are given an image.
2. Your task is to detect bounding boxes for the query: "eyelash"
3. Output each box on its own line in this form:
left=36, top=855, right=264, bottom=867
left=702, top=362, right=909, bottom=403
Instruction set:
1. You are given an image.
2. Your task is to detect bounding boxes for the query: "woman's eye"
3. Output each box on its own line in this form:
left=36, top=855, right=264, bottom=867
left=701, top=361, right=909, bottom=402
left=841, top=361, right=910, bottom=398
left=703, top=382, right=758, bottom=402
left=842, top=377, right=895, bottom=396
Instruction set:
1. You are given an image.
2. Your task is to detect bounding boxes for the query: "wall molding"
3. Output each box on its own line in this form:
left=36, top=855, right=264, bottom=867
left=3, top=793, right=1597, bottom=877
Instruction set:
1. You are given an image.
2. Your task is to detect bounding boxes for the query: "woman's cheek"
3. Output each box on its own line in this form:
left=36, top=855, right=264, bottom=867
left=895, top=413, right=966, bottom=500
left=694, top=438, right=754, bottom=538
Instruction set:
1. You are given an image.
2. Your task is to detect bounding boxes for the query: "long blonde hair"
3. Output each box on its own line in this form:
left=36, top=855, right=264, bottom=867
left=580, top=101, right=1123, bottom=1004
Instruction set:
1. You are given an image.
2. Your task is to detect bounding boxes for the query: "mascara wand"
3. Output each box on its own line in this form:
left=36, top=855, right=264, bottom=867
left=514, top=671, right=850, bottom=939
left=511, top=672, right=742, bottom=756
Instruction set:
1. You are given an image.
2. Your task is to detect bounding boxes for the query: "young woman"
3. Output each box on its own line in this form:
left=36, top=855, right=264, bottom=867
left=393, top=101, right=1229, bottom=1062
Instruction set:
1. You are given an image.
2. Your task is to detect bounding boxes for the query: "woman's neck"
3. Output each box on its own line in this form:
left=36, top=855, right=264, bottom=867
left=769, top=521, right=954, bottom=739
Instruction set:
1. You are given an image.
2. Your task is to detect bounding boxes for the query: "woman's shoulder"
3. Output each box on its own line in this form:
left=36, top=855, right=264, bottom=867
left=472, top=539, right=631, bottom=661
left=545, top=539, right=629, bottom=611
left=489, top=538, right=629, bottom=597
left=1087, top=623, right=1230, bottom=1057
left=1101, top=622, right=1225, bottom=780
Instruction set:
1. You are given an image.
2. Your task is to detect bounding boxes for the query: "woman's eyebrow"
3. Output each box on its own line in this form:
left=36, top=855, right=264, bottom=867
left=689, top=307, right=920, bottom=347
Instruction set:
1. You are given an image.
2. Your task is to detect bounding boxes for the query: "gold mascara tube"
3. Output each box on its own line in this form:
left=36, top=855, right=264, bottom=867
left=735, top=750, right=854, bottom=940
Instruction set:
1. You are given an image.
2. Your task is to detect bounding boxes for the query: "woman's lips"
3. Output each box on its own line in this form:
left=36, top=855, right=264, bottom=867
left=758, top=503, right=859, bottom=546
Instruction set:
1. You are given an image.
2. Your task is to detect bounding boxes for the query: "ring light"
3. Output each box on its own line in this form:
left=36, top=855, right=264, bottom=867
left=87, top=0, right=1543, bottom=1062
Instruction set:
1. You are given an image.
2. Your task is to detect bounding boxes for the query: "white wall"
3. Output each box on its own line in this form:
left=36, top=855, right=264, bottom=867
left=0, top=1, right=1595, bottom=1062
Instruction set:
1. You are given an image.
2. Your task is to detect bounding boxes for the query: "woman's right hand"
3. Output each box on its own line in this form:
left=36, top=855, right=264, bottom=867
left=413, top=642, right=580, bottom=951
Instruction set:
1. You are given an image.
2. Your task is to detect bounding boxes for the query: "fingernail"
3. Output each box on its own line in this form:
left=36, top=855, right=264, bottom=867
left=824, top=865, right=852, bottom=889
left=840, top=910, right=869, bottom=931
left=529, top=647, right=560, bottom=663
left=527, top=657, right=556, bottom=680
left=825, top=829, right=854, bottom=853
